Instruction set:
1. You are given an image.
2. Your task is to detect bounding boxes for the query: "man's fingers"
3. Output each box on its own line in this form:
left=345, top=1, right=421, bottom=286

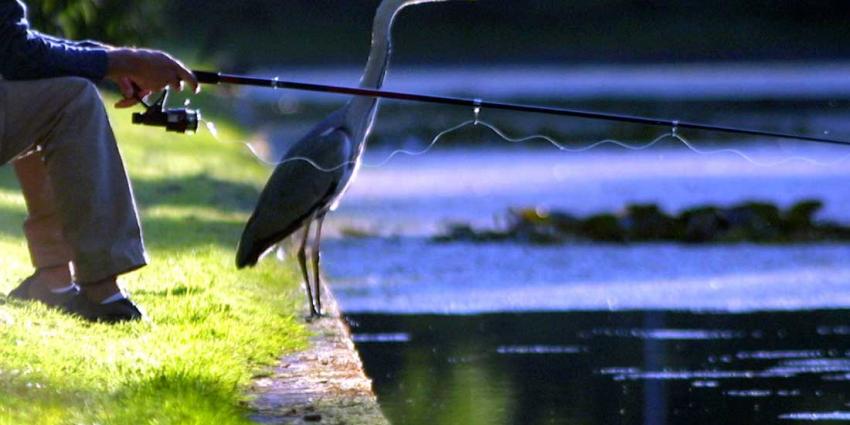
left=114, top=97, right=139, bottom=109
left=169, top=77, right=183, bottom=92
left=112, top=49, right=200, bottom=95
left=175, top=64, right=200, bottom=94
left=118, top=77, right=134, bottom=99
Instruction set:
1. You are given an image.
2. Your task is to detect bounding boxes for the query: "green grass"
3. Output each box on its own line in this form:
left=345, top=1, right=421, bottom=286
left=0, top=94, right=308, bottom=424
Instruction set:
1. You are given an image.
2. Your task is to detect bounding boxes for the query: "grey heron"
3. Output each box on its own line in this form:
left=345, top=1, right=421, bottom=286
left=235, top=0, right=463, bottom=316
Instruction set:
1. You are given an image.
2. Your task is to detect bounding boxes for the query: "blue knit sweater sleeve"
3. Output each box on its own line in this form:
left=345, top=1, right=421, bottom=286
left=0, top=0, right=108, bottom=80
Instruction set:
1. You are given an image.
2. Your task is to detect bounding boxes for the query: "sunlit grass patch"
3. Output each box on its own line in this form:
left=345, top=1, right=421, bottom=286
left=0, top=95, right=307, bottom=424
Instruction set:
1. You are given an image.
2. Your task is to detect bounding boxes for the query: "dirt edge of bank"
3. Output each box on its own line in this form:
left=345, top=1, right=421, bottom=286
left=249, top=283, right=390, bottom=425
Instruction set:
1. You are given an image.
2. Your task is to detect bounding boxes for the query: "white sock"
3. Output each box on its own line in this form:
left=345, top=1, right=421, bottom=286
left=49, top=283, right=77, bottom=294
left=100, top=292, right=127, bottom=305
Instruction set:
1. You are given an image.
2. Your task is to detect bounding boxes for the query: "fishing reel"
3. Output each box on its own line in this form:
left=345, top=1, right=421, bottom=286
left=131, top=89, right=200, bottom=134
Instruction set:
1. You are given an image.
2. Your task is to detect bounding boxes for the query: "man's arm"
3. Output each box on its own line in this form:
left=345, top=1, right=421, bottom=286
left=0, top=0, right=198, bottom=108
left=0, top=0, right=109, bottom=80
left=32, top=31, right=111, bottom=50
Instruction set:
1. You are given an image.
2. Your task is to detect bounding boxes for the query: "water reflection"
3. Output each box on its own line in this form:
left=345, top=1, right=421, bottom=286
left=349, top=310, right=850, bottom=424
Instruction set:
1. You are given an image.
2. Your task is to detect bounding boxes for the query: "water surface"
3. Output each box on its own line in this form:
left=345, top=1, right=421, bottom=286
left=350, top=310, right=850, bottom=425
left=279, top=70, right=850, bottom=423
left=324, top=147, right=850, bottom=313
left=251, top=63, right=850, bottom=102
left=319, top=144, right=850, bottom=424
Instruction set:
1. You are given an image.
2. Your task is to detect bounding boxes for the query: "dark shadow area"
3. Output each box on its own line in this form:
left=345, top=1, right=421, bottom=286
left=124, top=173, right=259, bottom=213
left=139, top=213, right=244, bottom=250
left=0, top=202, right=243, bottom=251
left=0, top=169, right=260, bottom=213
left=0, top=169, right=260, bottom=252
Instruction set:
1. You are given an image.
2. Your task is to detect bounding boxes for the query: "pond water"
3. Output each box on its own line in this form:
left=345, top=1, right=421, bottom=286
left=251, top=63, right=850, bottom=102
left=323, top=146, right=850, bottom=313
left=323, top=146, right=850, bottom=240
left=251, top=64, right=850, bottom=424
left=315, top=145, right=850, bottom=424
left=348, top=310, right=850, bottom=425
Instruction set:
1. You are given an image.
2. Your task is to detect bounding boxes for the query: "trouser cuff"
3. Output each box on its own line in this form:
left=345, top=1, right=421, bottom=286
left=74, top=241, right=148, bottom=284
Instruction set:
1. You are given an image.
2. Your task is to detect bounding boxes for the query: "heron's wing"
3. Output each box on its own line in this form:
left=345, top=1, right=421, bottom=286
left=236, top=128, right=350, bottom=268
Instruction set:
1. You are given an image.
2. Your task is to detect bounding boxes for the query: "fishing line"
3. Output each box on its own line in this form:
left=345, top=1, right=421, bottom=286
left=233, top=119, right=472, bottom=171
left=208, top=105, right=850, bottom=171
left=471, top=116, right=850, bottom=167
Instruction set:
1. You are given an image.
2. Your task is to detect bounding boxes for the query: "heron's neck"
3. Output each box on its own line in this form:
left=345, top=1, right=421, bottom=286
left=350, top=9, right=396, bottom=126
left=361, top=14, right=393, bottom=90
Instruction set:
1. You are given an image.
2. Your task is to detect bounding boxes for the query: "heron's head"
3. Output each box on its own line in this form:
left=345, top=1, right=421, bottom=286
left=377, top=0, right=475, bottom=22
left=391, top=0, right=475, bottom=7
left=402, top=0, right=476, bottom=4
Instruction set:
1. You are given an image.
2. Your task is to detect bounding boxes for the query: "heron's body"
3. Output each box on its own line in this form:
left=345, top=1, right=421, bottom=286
left=237, top=0, right=459, bottom=316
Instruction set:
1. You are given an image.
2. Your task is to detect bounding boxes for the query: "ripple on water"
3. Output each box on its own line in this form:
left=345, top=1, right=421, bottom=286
left=817, top=326, right=850, bottom=336
left=780, top=411, right=850, bottom=421
left=597, top=367, right=641, bottom=375
left=591, top=328, right=743, bottom=340
left=612, top=370, right=761, bottom=381
left=496, top=345, right=584, bottom=355
left=725, top=389, right=774, bottom=398
left=724, top=389, right=800, bottom=398
left=736, top=350, right=823, bottom=360
left=351, top=333, right=411, bottom=343
left=767, top=359, right=850, bottom=375
left=616, top=359, right=850, bottom=383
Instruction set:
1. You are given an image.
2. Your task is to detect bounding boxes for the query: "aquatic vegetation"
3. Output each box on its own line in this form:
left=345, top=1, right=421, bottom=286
left=435, top=199, right=849, bottom=244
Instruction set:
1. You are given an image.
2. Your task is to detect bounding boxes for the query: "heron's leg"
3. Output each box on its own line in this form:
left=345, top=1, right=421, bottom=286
left=297, top=221, right=318, bottom=317
left=310, top=215, right=326, bottom=316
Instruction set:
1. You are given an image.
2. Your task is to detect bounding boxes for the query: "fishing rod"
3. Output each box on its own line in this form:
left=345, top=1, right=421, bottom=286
left=133, top=70, right=850, bottom=147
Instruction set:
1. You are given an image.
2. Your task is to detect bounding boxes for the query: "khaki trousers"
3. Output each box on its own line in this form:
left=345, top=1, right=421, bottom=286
left=0, top=77, right=147, bottom=283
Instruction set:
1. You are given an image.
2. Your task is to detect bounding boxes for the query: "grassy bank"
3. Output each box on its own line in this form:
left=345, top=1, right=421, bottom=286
left=0, top=93, right=308, bottom=424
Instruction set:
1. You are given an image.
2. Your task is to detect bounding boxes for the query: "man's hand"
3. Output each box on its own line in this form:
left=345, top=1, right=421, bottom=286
left=106, top=48, right=200, bottom=109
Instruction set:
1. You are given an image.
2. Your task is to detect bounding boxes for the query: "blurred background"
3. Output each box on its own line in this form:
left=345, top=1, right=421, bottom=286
left=31, top=0, right=850, bottom=66
left=31, top=1, right=850, bottom=424
left=32, top=0, right=850, bottom=143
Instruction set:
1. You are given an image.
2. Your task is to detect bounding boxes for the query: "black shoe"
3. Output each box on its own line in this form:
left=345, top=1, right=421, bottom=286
left=7, top=275, right=79, bottom=308
left=64, top=296, right=146, bottom=323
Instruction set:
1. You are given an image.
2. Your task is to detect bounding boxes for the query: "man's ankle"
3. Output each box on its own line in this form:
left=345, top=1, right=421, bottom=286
left=80, top=277, right=122, bottom=303
left=33, top=265, right=73, bottom=291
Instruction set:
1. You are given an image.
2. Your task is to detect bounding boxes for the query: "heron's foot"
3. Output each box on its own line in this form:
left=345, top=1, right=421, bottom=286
left=314, top=294, right=323, bottom=318
left=306, top=298, right=319, bottom=318
left=304, top=309, right=326, bottom=322
left=311, top=300, right=324, bottom=317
